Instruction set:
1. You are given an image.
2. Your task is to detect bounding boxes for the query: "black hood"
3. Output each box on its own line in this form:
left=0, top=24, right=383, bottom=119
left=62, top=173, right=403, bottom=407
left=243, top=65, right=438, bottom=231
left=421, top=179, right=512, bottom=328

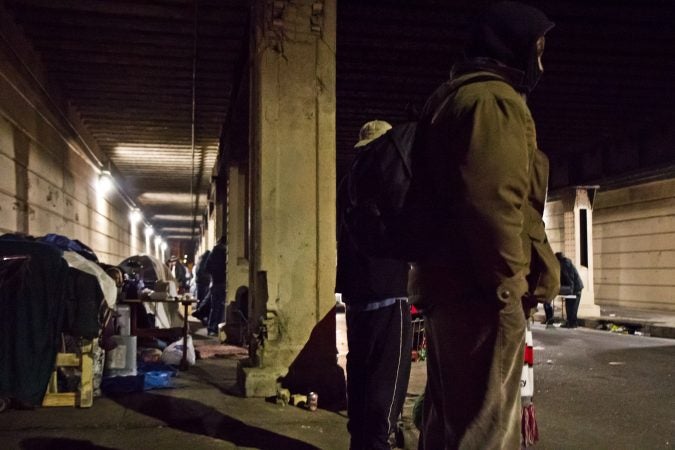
left=464, top=1, right=554, bottom=92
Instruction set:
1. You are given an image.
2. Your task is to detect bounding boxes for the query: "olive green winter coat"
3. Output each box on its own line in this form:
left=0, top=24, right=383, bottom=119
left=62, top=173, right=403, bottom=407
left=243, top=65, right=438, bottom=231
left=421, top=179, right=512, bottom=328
left=408, top=70, right=557, bottom=449
left=409, top=71, right=542, bottom=302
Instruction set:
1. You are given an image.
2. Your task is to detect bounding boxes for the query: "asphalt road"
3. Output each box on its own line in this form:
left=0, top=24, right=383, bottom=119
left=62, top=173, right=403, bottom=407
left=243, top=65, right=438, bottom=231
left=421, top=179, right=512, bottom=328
left=340, top=310, right=675, bottom=450
left=530, top=323, right=675, bottom=449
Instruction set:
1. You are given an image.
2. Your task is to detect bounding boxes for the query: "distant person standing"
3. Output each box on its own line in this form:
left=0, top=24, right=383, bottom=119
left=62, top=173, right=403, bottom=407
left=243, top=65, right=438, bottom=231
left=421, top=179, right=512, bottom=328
left=167, top=255, right=189, bottom=293
left=556, top=251, right=584, bottom=328
left=191, top=250, right=212, bottom=324
left=336, top=119, right=412, bottom=450
left=205, top=237, right=226, bottom=336
left=542, top=297, right=555, bottom=326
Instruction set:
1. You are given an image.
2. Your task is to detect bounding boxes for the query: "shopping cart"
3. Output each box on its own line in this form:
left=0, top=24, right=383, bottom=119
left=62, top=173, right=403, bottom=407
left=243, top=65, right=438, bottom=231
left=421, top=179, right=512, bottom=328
left=411, top=305, right=426, bottom=361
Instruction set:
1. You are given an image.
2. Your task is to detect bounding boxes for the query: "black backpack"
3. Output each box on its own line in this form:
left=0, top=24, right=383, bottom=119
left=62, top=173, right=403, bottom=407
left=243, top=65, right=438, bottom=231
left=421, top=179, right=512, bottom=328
left=339, top=121, right=419, bottom=260
left=339, top=76, right=505, bottom=261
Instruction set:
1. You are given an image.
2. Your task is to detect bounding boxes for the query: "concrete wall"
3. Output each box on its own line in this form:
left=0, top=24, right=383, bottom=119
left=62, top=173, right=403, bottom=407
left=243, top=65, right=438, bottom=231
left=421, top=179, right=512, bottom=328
left=0, top=20, right=139, bottom=264
left=545, top=178, right=675, bottom=313
left=592, top=178, right=675, bottom=311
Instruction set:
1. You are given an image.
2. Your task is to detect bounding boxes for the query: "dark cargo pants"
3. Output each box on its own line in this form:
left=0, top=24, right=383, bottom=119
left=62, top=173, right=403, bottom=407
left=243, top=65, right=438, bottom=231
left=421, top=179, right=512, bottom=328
left=411, top=272, right=526, bottom=449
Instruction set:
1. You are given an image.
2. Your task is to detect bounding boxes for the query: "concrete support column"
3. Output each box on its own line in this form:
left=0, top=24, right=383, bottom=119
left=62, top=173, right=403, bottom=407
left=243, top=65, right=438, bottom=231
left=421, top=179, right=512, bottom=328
left=214, top=181, right=225, bottom=243
left=205, top=182, right=216, bottom=254
left=561, top=186, right=601, bottom=317
left=241, top=0, right=344, bottom=406
left=226, top=163, right=250, bottom=300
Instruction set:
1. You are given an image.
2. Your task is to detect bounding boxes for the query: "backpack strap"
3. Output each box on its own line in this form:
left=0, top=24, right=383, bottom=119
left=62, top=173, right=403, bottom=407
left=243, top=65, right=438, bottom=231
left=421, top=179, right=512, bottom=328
left=412, top=73, right=514, bottom=219
left=444, top=74, right=510, bottom=99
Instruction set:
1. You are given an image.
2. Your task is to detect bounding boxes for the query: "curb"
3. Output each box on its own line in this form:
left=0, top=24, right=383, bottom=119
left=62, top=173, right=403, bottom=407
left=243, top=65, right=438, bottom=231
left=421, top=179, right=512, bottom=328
left=579, top=317, right=675, bottom=339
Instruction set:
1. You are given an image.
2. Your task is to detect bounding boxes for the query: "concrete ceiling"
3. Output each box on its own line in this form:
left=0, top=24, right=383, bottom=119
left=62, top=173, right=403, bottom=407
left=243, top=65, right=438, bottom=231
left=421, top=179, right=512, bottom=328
left=2, top=0, right=249, bottom=245
left=336, top=0, right=675, bottom=189
left=2, top=0, right=674, bottom=246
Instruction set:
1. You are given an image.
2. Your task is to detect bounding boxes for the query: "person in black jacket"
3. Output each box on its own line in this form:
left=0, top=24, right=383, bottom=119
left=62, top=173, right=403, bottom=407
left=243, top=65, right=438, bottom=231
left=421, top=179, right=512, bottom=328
left=191, top=250, right=212, bottom=324
left=167, top=255, right=189, bottom=293
left=205, top=238, right=226, bottom=336
left=556, top=251, right=584, bottom=328
left=335, top=120, right=412, bottom=450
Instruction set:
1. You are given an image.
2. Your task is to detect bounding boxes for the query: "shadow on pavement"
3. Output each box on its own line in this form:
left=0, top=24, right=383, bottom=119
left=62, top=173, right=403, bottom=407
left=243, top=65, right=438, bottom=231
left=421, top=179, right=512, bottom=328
left=21, top=438, right=119, bottom=450
left=111, top=393, right=319, bottom=450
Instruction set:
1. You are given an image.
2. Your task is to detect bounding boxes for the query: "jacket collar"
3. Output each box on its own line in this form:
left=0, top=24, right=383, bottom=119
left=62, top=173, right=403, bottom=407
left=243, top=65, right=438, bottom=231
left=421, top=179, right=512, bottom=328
left=450, top=58, right=525, bottom=92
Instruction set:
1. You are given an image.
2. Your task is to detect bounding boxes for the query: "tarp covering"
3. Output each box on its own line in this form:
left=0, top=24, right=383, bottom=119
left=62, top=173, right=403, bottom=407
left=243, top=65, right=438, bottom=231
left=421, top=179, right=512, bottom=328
left=119, top=254, right=182, bottom=329
left=119, top=254, right=173, bottom=289
left=39, top=233, right=99, bottom=262
left=62, top=251, right=117, bottom=309
left=0, top=239, right=69, bottom=406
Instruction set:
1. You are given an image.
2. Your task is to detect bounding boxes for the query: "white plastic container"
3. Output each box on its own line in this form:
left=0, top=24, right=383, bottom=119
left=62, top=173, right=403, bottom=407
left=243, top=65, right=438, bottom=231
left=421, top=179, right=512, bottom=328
left=104, top=335, right=137, bottom=377
left=116, top=305, right=131, bottom=336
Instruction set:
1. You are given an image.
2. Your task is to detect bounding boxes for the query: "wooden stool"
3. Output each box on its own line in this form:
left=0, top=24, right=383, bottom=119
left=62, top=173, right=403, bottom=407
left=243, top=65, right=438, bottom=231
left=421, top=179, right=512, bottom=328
left=42, top=339, right=94, bottom=408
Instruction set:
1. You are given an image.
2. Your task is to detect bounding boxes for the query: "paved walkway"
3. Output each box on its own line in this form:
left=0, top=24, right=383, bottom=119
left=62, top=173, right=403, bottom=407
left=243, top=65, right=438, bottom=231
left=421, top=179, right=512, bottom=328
left=1, top=305, right=673, bottom=449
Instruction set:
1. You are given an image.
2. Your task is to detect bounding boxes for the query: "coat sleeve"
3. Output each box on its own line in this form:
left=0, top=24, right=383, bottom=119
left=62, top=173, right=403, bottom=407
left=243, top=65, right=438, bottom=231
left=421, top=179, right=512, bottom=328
left=524, top=209, right=561, bottom=303
left=457, top=95, right=531, bottom=300
left=523, top=149, right=560, bottom=303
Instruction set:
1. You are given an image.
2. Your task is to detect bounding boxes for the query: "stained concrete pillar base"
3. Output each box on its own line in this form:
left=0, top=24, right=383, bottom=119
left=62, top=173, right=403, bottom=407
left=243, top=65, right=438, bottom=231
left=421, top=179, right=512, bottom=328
left=237, top=364, right=285, bottom=398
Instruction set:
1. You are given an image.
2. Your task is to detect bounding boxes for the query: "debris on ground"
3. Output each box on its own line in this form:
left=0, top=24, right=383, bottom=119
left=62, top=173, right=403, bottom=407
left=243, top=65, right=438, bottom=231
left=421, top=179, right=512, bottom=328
left=596, top=322, right=646, bottom=335
left=609, top=324, right=628, bottom=334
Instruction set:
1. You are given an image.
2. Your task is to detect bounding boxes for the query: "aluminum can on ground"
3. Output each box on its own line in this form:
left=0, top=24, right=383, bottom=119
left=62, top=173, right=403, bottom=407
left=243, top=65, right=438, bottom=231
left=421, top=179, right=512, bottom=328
left=308, top=392, right=318, bottom=411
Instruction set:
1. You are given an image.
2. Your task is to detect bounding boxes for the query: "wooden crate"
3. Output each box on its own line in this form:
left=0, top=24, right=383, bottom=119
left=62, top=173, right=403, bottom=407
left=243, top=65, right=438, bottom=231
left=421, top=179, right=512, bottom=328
left=42, top=339, right=94, bottom=408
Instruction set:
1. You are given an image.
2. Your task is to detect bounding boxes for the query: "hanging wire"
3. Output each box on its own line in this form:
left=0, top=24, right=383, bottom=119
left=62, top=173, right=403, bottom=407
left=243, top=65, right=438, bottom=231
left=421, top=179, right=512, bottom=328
left=189, top=0, right=199, bottom=251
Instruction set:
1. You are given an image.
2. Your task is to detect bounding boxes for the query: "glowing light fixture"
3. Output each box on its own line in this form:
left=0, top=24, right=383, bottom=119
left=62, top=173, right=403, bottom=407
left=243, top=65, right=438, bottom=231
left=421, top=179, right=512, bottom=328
left=161, top=242, right=168, bottom=251
left=97, top=169, right=114, bottom=195
left=129, top=208, right=142, bottom=225
left=144, top=225, right=154, bottom=237
left=154, top=236, right=162, bottom=247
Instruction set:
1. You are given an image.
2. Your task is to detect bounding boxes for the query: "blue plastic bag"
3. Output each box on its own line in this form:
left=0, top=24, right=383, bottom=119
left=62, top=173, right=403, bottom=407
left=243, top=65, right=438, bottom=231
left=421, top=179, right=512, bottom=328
left=143, top=371, right=174, bottom=390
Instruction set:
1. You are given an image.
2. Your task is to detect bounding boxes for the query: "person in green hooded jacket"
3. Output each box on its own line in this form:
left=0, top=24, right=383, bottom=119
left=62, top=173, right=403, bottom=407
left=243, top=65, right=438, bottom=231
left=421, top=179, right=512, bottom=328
left=407, top=2, right=558, bottom=448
